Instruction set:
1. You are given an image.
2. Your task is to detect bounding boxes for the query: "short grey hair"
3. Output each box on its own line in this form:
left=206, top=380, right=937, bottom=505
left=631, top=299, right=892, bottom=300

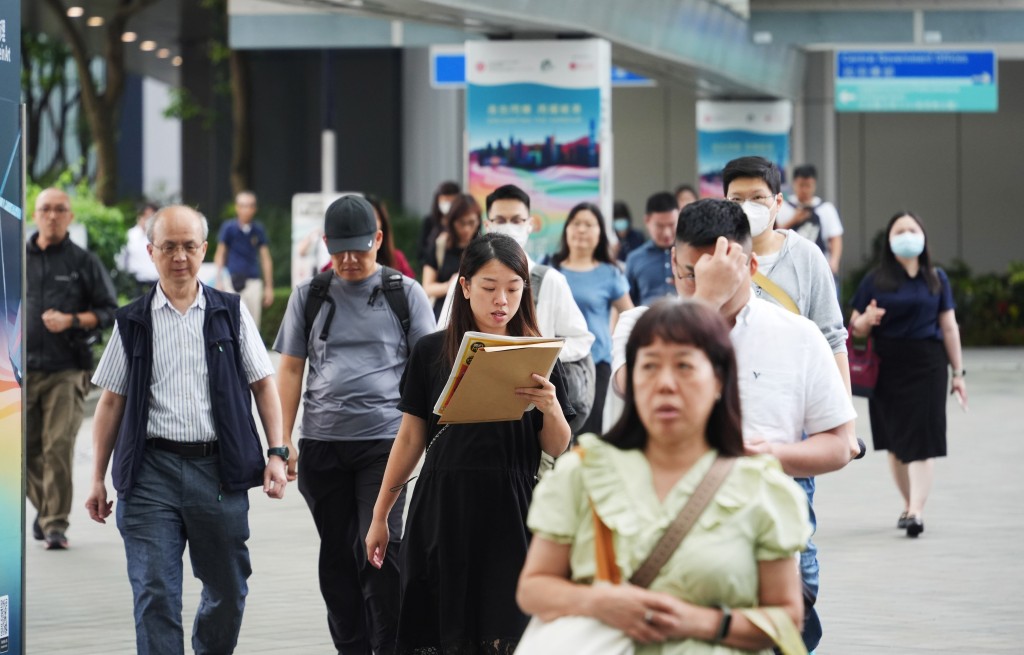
left=146, top=205, right=210, bottom=243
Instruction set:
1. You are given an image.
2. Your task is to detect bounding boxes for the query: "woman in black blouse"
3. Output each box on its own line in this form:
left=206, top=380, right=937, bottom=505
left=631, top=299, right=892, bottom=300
left=850, top=212, right=967, bottom=538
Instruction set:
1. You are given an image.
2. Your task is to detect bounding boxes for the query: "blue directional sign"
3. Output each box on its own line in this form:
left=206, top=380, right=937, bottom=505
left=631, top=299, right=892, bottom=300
left=835, top=50, right=997, bottom=112
left=430, top=48, right=653, bottom=89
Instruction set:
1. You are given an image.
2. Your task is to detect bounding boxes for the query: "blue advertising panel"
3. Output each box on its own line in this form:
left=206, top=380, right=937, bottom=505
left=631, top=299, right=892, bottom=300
left=466, top=40, right=612, bottom=259
left=835, top=50, right=997, bottom=112
left=0, top=1, right=22, bottom=654
left=696, top=101, right=791, bottom=200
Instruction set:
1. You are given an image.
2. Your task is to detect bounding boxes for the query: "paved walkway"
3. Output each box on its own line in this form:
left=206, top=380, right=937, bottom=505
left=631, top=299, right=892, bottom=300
left=23, top=348, right=1024, bottom=653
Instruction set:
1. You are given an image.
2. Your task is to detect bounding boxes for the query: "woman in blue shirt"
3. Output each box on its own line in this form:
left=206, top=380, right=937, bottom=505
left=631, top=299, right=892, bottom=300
left=551, top=202, right=634, bottom=435
left=850, top=212, right=967, bottom=538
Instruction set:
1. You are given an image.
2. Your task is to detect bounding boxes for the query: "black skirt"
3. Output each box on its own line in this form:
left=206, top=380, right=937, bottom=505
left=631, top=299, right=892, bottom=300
left=868, top=336, right=949, bottom=463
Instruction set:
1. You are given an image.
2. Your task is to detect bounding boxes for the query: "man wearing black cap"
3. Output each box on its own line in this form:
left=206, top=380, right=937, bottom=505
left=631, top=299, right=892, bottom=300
left=274, top=195, right=435, bottom=655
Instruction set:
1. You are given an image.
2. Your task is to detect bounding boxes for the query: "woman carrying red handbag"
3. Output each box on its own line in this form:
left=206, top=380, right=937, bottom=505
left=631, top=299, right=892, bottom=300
left=849, top=211, right=967, bottom=538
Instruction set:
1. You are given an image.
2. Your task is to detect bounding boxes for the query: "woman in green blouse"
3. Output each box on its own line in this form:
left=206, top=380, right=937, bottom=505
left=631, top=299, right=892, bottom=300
left=517, top=299, right=811, bottom=654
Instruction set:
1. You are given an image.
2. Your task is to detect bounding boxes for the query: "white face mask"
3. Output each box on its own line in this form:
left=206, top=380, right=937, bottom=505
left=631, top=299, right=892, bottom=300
left=438, top=200, right=452, bottom=215
left=489, top=222, right=531, bottom=249
left=741, top=201, right=773, bottom=237
left=890, top=232, right=925, bottom=259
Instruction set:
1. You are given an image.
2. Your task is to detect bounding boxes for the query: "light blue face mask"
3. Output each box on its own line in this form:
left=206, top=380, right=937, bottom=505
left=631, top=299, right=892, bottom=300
left=890, top=232, right=925, bottom=259
left=613, top=218, right=630, bottom=232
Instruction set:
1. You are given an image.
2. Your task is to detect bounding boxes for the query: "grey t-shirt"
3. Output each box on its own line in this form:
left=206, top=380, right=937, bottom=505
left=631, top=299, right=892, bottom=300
left=274, top=267, right=437, bottom=441
left=753, top=230, right=848, bottom=355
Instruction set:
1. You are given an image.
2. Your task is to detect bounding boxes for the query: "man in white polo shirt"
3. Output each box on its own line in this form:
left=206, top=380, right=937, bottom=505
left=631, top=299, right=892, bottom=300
left=612, top=198, right=855, bottom=653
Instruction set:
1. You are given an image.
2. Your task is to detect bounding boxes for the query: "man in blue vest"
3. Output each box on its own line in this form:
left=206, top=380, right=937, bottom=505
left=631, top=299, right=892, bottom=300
left=86, top=205, right=288, bottom=655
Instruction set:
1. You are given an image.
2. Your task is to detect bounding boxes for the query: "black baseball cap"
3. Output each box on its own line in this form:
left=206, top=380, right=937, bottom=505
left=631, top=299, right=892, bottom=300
left=324, top=195, right=378, bottom=254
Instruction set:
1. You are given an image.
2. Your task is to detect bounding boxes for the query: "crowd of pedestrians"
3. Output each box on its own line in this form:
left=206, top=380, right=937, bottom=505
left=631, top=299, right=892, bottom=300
left=23, top=154, right=968, bottom=654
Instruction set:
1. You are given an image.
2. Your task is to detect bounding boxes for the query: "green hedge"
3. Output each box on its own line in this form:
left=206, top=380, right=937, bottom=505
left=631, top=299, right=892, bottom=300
left=259, top=286, right=294, bottom=348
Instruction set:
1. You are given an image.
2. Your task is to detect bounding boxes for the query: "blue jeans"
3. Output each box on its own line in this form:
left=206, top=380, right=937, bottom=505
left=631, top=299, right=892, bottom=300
left=794, top=476, right=822, bottom=652
left=117, top=448, right=252, bottom=655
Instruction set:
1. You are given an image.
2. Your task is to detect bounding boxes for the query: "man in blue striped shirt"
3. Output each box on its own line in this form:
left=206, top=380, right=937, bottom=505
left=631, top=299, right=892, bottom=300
left=86, top=205, right=288, bottom=655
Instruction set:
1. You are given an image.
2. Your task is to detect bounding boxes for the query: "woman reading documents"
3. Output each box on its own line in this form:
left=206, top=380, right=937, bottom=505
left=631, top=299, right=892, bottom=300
left=367, top=233, right=574, bottom=654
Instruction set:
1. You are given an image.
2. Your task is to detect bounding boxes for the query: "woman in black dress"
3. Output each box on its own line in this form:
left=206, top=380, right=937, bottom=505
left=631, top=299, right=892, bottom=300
left=850, top=212, right=967, bottom=538
left=367, top=233, right=574, bottom=654
left=422, top=194, right=483, bottom=319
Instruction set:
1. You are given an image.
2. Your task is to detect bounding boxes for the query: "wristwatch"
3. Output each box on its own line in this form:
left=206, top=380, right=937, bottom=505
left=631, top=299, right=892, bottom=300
left=70, top=313, right=81, bottom=329
left=951, top=368, right=966, bottom=378
left=267, top=446, right=290, bottom=461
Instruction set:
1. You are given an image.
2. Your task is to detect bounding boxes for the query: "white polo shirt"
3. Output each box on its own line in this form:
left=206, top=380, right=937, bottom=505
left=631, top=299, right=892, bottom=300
left=611, top=298, right=855, bottom=445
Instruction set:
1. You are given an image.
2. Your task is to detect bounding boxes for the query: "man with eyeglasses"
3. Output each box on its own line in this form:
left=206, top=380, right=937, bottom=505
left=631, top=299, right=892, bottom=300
left=26, top=187, right=118, bottom=550
left=214, top=191, right=274, bottom=329
left=611, top=198, right=855, bottom=654
left=86, top=205, right=289, bottom=654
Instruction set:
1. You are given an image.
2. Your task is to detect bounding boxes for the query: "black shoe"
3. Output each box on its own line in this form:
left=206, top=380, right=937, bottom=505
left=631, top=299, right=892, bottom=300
left=32, top=516, right=44, bottom=541
left=45, top=531, right=68, bottom=550
left=905, top=516, right=924, bottom=538
left=897, top=512, right=909, bottom=529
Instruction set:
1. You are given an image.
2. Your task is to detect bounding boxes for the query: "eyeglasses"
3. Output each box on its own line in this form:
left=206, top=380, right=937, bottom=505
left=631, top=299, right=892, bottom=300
left=726, top=194, right=775, bottom=206
left=154, top=241, right=202, bottom=256
left=38, top=205, right=70, bottom=214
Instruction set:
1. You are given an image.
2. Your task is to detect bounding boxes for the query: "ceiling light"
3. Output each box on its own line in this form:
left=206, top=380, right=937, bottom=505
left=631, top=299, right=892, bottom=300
left=140, top=40, right=157, bottom=51
left=156, top=48, right=170, bottom=59
left=171, top=56, right=183, bottom=67
left=86, top=16, right=104, bottom=27
left=66, top=6, right=84, bottom=18
left=121, top=32, right=137, bottom=43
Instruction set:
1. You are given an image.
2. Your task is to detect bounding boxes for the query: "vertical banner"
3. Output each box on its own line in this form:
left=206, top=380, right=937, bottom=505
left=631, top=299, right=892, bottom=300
left=466, top=39, right=612, bottom=259
left=0, top=1, right=22, bottom=654
left=696, top=100, right=792, bottom=199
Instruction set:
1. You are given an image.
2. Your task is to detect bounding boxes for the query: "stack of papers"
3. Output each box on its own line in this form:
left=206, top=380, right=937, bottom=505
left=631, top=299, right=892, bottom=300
left=433, top=331, right=565, bottom=424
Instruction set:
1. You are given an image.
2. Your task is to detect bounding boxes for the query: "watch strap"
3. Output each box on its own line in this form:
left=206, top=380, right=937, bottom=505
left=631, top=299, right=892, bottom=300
left=267, top=446, right=289, bottom=461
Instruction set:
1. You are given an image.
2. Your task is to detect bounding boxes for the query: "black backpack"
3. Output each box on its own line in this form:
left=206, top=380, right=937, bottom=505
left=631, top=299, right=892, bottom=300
left=303, top=266, right=411, bottom=344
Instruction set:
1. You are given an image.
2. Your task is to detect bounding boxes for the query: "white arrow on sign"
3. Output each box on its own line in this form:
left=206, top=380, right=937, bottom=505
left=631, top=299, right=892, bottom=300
left=838, top=90, right=857, bottom=104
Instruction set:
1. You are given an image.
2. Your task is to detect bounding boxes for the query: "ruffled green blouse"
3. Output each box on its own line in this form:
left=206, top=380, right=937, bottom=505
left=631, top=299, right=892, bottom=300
left=526, top=434, right=812, bottom=655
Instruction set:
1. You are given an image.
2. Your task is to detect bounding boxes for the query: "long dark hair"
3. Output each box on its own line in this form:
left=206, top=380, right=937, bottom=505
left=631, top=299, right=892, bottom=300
left=366, top=194, right=397, bottom=269
left=874, top=211, right=941, bottom=294
left=550, top=202, right=615, bottom=269
left=442, top=194, right=482, bottom=252
left=603, top=299, right=744, bottom=456
left=443, top=233, right=540, bottom=368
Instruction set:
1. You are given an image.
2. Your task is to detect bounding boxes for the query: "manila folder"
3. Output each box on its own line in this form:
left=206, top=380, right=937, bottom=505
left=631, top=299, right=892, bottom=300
left=438, top=342, right=563, bottom=424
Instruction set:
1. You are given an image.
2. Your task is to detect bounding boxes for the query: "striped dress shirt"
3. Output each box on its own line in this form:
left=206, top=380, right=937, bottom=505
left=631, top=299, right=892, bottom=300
left=92, top=283, right=273, bottom=443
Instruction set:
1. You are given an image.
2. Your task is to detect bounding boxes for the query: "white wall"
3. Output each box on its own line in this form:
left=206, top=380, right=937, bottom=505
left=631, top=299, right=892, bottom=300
left=142, top=77, right=182, bottom=202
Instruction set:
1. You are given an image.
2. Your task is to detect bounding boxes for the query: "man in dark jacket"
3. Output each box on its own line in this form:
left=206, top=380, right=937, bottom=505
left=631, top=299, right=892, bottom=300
left=26, top=187, right=118, bottom=550
left=85, top=205, right=288, bottom=655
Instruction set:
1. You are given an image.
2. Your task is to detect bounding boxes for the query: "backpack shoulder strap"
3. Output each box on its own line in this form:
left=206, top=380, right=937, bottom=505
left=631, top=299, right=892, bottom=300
left=304, top=270, right=336, bottom=343
left=380, top=265, right=411, bottom=339
left=530, top=263, right=549, bottom=310
left=752, top=271, right=800, bottom=315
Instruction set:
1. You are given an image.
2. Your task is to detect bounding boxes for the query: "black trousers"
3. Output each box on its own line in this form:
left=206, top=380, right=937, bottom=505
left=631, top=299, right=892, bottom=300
left=298, top=438, right=406, bottom=655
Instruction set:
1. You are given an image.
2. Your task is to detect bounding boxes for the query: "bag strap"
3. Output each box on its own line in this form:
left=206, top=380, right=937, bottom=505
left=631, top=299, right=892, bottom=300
left=379, top=265, right=411, bottom=340
left=752, top=272, right=800, bottom=316
left=592, top=501, right=622, bottom=585
left=739, top=608, right=808, bottom=655
left=530, top=264, right=549, bottom=310
left=303, top=270, right=336, bottom=343
left=628, top=456, right=736, bottom=588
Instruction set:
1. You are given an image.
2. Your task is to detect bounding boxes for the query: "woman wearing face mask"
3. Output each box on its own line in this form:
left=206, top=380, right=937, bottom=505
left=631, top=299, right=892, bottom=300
left=612, top=201, right=645, bottom=262
left=550, top=202, right=634, bottom=435
left=422, top=194, right=482, bottom=319
left=850, top=212, right=967, bottom=538
left=417, top=180, right=461, bottom=267
left=367, top=233, right=574, bottom=654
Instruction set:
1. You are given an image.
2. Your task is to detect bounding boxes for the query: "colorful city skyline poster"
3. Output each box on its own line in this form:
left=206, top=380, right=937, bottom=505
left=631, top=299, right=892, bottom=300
left=0, top=1, right=23, bottom=652
left=696, top=100, right=792, bottom=199
left=466, top=39, right=612, bottom=259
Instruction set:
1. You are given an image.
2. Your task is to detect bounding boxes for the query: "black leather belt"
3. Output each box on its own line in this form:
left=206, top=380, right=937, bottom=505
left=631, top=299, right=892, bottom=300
left=148, top=438, right=218, bottom=458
